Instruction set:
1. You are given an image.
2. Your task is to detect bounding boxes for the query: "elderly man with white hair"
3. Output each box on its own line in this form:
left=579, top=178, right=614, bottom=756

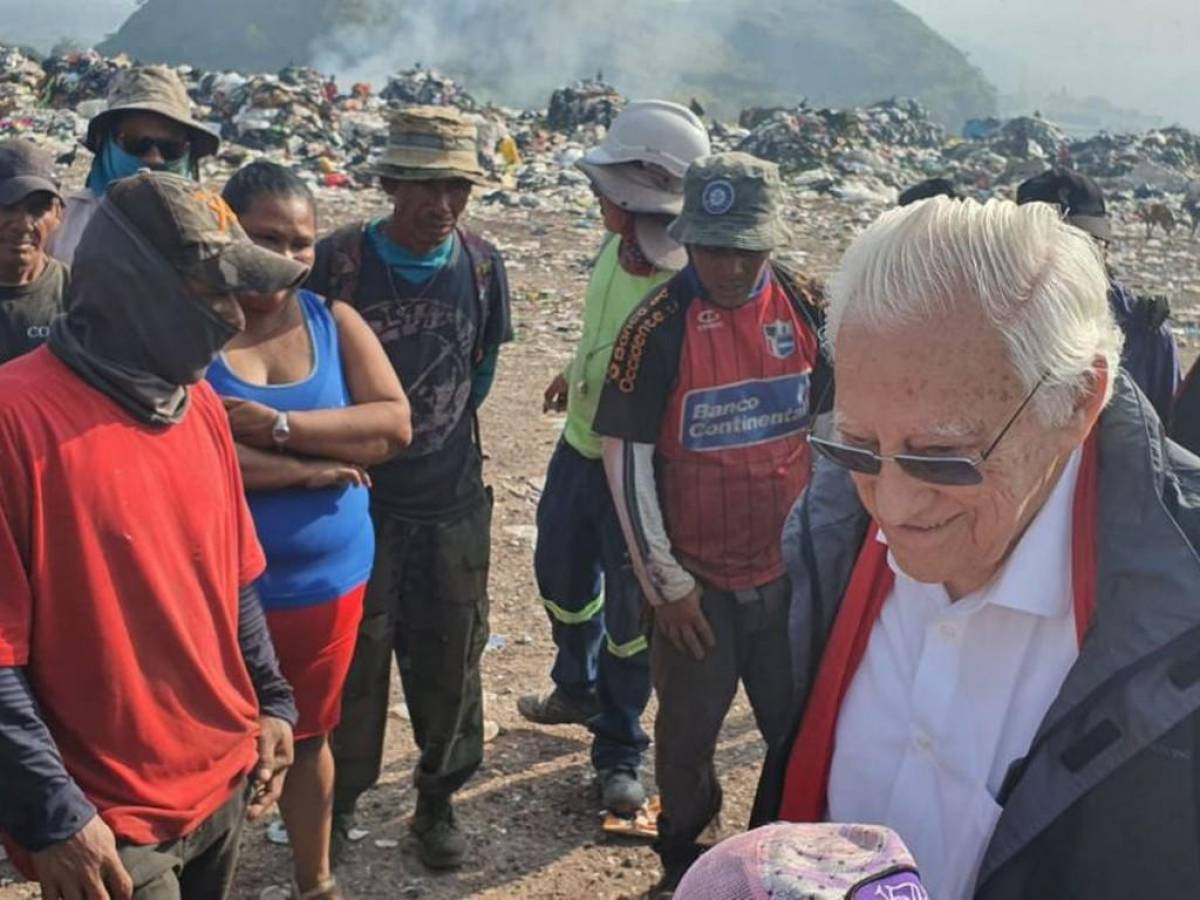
left=753, top=196, right=1200, bottom=899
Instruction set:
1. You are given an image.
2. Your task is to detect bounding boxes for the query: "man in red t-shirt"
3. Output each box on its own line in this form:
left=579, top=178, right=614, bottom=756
left=594, top=152, right=829, bottom=896
left=0, top=171, right=308, bottom=900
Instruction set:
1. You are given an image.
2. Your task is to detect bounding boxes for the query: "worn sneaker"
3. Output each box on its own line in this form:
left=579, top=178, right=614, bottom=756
left=410, top=795, right=467, bottom=871
left=598, top=767, right=646, bottom=817
left=516, top=687, right=599, bottom=725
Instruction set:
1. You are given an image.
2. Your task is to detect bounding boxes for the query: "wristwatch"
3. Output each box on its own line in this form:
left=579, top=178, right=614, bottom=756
left=271, top=411, right=291, bottom=449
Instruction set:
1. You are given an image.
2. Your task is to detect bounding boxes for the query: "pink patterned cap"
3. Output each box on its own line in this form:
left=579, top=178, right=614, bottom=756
left=675, top=823, right=928, bottom=900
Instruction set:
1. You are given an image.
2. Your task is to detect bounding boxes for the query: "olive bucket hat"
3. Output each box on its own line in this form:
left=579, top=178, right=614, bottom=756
left=85, top=66, right=220, bottom=159
left=668, top=151, right=790, bottom=251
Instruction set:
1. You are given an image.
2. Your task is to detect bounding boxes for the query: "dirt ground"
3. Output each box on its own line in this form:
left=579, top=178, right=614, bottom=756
left=3, top=189, right=1198, bottom=900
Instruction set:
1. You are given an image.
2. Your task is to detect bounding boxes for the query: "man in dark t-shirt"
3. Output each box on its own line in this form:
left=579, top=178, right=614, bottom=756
left=305, top=107, right=512, bottom=871
left=0, top=140, right=69, bottom=365
left=594, top=152, right=827, bottom=896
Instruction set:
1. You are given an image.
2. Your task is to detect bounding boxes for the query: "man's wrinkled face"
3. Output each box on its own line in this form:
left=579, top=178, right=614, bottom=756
left=0, top=191, right=61, bottom=275
left=833, top=304, right=1088, bottom=598
left=690, top=245, right=770, bottom=308
left=384, top=177, right=471, bottom=249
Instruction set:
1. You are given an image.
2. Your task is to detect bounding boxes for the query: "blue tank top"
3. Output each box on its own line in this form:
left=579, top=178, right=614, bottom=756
left=207, top=290, right=374, bottom=609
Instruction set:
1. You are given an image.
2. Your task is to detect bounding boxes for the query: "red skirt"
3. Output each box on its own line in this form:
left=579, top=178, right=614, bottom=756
left=265, top=584, right=366, bottom=740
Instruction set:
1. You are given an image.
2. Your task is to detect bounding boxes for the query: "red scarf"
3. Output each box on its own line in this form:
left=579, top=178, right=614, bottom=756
left=778, top=435, right=1099, bottom=822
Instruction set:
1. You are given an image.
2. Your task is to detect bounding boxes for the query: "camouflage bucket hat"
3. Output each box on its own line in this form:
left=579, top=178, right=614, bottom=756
left=85, top=66, right=220, bottom=159
left=668, top=151, right=791, bottom=252
left=361, top=106, right=491, bottom=186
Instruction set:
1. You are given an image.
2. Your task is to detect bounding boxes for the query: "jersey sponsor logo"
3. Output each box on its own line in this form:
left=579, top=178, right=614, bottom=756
left=26, top=325, right=51, bottom=339
left=696, top=308, right=724, bottom=331
left=702, top=179, right=736, bottom=215
left=762, top=319, right=796, bottom=359
left=680, top=373, right=810, bottom=452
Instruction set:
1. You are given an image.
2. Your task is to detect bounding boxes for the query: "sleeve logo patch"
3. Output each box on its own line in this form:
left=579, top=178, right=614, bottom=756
left=680, top=373, right=810, bottom=452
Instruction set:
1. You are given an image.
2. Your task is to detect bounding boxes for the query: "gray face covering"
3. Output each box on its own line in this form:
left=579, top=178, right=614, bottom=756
left=48, top=199, right=240, bottom=426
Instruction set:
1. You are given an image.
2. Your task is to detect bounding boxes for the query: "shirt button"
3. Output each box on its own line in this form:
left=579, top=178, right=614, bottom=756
left=913, top=732, right=933, bottom=752
left=938, top=622, right=960, bottom=642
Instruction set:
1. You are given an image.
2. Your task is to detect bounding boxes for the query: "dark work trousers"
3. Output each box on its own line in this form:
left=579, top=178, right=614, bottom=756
left=651, top=577, right=793, bottom=869
left=534, top=439, right=651, bottom=772
left=117, top=782, right=248, bottom=900
left=332, top=494, right=492, bottom=814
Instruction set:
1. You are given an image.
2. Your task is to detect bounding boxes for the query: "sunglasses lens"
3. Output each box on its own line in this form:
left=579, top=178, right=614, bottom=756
left=896, top=456, right=983, bottom=486
left=809, top=436, right=882, bottom=476
left=122, top=137, right=188, bottom=161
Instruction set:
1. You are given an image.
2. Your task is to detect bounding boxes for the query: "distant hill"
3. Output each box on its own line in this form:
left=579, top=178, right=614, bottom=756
left=99, top=0, right=998, bottom=127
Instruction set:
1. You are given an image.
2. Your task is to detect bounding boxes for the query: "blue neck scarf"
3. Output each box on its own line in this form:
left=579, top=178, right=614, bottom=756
left=85, top=137, right=192, bottom=195
left=368, top=218, right=455, bottom=285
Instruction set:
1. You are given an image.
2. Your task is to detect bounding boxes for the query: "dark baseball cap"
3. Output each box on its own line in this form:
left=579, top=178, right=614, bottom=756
left=0, top=139, right=62, bottom=206
left=898, top=177, right=958, bottom=207
left=1017, top=166, right=1111, bottom=242
left=106, top=171, right=308, bottom=294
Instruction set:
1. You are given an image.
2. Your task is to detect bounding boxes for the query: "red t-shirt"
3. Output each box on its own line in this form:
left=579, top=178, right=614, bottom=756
left=0, top=348, right=266, bottom=847
left=595, top=267, right=821, bottom=589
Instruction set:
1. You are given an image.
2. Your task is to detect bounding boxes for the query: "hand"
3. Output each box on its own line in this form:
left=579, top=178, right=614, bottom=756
left=246, top=716, right=294, bottom=822
left=32, top=814, right=133, bottom=900
left=543, top=373, right=569, bottom=413
left=221, top=397, right=280, bottom=449
left=301, top=458, right=372, bottom=489
left=655, top=586, right=716, bottom=661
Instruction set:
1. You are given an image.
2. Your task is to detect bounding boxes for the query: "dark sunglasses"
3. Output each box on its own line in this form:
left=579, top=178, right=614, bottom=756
left=808, top=374, right=1047, bottom=487
left=117, top=135, right=190, bottom=163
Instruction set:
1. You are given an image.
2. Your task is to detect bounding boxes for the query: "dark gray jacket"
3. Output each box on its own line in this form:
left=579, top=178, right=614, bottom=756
left=753, top=374, right=1200, bottom=897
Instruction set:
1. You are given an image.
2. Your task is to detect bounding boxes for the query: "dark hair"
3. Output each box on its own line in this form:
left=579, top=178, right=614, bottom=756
left=898, top=177, right=959, bottom=207
left=222, top=161, right=316, bottom=220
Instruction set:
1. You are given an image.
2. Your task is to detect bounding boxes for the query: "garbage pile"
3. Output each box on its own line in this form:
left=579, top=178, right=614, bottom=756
left=206, top=67, right=337, bottom=157
left=41, top=50, right=131, bottom=109
left=381, top=67, right=477, bottom=111
left=3, top=43, right=1200, bottom=215
left=0, top=45, right=44, bottom=115
left=546, top=79, right=624, bottom=134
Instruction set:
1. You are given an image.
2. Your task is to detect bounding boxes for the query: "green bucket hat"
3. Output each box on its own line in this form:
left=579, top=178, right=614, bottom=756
left=668, top=151, right=791, bottom=251
left=85, top=66, right=220, bottom=159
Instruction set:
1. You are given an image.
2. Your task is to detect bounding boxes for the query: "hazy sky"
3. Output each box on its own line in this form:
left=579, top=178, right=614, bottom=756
left=1, top=0, right=1197, bottom=126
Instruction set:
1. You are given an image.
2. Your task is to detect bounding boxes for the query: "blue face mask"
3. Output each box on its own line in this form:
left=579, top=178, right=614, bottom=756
left=86, top=136, right=192, bottom=195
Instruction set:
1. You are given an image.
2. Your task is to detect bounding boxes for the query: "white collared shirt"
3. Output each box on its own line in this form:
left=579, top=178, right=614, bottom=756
left=827, top=448, right=1083, bottom=900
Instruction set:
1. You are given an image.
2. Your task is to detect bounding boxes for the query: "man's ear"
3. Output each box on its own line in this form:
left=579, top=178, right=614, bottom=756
left=1068, top=357, right=1110, bottom=441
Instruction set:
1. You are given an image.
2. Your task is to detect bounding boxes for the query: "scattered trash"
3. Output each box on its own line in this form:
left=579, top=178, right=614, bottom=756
left=266, top=820, right=290, bottom=846
left=601, top=796, right=660, bottom=841
left=373, top=838, right=400, bottom=849
left=486, top=634, right=509, bottom=652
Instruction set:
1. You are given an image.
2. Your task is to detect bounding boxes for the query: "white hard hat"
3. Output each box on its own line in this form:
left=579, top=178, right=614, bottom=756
left=580, top=99, right=710, bottom=180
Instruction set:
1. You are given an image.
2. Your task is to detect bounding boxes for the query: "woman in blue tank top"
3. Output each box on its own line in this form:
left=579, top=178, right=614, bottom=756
left=208, top=163, right=411, bottom=900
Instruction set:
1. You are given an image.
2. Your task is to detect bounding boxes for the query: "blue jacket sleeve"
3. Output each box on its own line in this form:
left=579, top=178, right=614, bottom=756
left=0, top=666, right=97, bottom=850
left=238, top=583, right=298, bottom=727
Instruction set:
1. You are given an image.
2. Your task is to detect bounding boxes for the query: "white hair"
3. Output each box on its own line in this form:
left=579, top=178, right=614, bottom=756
left=825, top=196, right=1125, bottom=426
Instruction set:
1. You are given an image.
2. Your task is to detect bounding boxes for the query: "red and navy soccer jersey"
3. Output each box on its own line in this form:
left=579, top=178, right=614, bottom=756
left=594, top=265, right=823, bottom=590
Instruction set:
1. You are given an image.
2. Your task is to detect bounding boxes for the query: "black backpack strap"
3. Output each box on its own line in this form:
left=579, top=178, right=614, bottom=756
left=457, top=227, right=495, bottom=366
left=322, top=221, right=369, bottom=306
